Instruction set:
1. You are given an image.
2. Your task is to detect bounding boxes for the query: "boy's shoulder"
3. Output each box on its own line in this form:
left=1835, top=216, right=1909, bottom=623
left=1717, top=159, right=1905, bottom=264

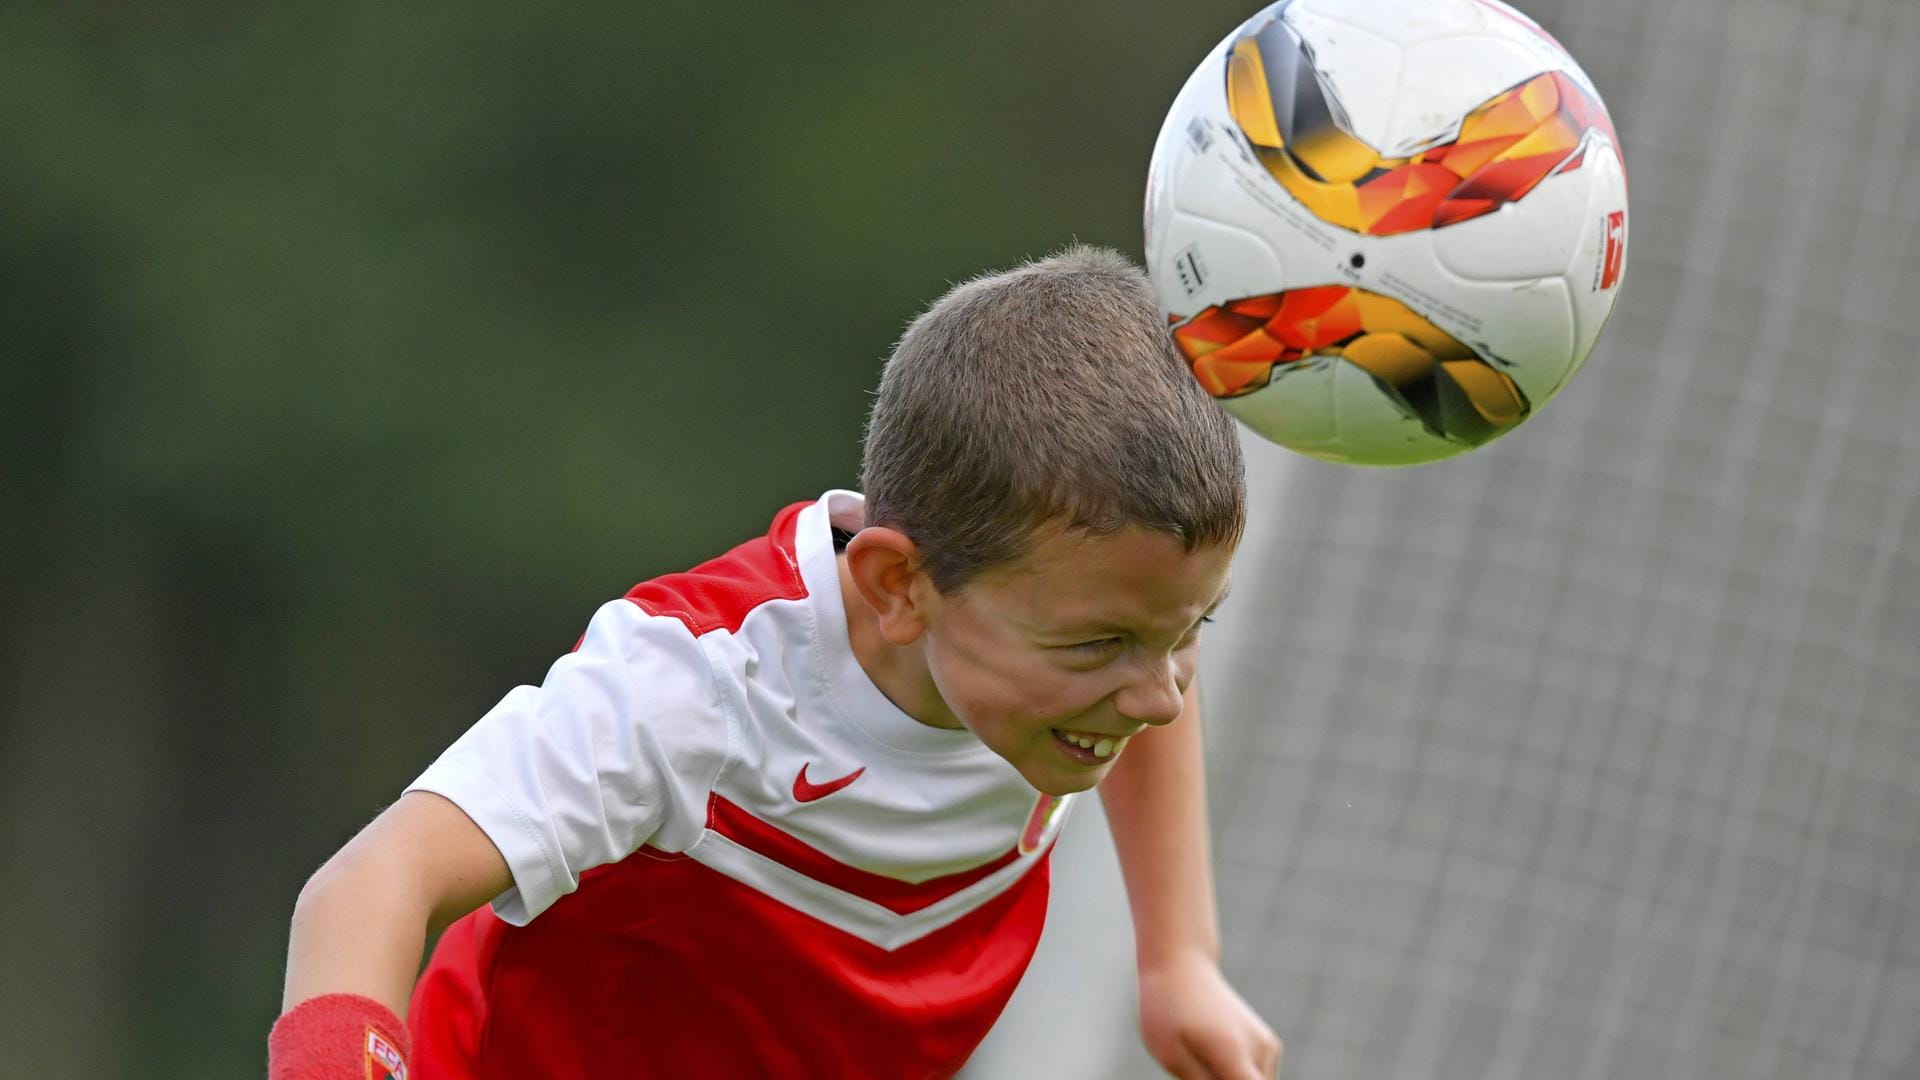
left=620, top=498, right=814, bottom=639
left=592, top=493, right=864, bottom=753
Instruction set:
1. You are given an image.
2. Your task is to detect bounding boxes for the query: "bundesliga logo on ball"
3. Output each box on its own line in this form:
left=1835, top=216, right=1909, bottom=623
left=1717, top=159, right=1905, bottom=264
left=1145, top=0, right=1629, bottom=466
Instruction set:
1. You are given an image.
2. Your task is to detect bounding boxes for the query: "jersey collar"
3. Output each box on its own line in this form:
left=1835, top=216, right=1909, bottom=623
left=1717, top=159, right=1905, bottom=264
left=798, top=491, right=994, bottom=758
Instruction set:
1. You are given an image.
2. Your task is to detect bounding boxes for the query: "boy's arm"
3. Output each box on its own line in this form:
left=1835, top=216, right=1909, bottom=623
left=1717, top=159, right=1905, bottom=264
left=1100, top=680, right=1282, bottom=1079
left=284, top=790, right=511, bottom=1014
left=273, top=791, right=511, bottom=1078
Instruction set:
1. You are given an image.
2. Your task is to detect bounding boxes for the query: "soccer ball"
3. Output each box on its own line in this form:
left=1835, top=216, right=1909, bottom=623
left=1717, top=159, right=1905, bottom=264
left=1144, top=0, right=1628, bottom=466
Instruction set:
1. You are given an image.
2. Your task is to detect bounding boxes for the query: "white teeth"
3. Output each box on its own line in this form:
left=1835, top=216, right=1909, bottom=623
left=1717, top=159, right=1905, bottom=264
left=1056, top=729, right=1123, bottom=759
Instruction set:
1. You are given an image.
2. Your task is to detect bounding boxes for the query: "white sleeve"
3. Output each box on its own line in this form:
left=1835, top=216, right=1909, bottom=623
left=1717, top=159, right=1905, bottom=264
left=406, top=599, right=730, bottom=925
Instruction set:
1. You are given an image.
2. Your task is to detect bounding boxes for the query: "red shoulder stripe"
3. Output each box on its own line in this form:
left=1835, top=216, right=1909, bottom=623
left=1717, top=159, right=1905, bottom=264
left=622, top=501, right=812, bottom=636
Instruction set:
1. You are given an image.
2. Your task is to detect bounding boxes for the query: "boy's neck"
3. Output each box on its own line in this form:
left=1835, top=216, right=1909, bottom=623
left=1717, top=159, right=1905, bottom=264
left=836, top=552, right=961, bottom=730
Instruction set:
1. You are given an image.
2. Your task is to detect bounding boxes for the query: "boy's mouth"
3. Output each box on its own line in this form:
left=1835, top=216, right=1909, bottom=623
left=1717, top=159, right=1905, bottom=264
left=1051, top=728, right=1126, bottom=763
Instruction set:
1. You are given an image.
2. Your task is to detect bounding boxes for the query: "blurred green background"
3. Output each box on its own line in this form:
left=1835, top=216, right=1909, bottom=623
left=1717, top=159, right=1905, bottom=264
left=0, top=3, right=1256, bottom=1074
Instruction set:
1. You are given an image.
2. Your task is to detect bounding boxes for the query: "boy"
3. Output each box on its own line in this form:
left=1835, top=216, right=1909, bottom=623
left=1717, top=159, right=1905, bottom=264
left=275, top=246, right=1280, bottom=1079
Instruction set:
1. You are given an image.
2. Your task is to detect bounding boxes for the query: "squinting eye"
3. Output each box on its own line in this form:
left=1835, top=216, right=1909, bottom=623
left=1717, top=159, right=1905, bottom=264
left=1067, top=637, right=1124, bottom=653
left=1177, top=616, right=1216, bottom=647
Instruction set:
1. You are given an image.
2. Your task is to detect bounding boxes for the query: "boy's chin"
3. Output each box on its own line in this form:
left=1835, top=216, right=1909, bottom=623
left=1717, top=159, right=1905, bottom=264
left=1016, top=759, right=1110, bottom=797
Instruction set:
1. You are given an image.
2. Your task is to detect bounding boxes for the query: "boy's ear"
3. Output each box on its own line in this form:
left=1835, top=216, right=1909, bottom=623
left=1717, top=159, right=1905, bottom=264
left=843, top=527, right=931, bottom=646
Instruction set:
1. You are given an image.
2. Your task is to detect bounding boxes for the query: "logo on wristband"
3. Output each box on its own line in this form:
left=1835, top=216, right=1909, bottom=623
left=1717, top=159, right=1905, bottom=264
left=366, top=1028, right=408, bottom=1080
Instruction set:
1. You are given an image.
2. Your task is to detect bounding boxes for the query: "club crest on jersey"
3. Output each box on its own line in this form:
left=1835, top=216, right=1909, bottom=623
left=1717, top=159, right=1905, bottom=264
left=365, top=1028, right=406, bottom=1080
left=1019, top=793, right=1068, bottom=855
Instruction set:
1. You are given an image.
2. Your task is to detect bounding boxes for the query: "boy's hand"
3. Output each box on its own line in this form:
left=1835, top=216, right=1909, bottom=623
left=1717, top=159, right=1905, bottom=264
left=1137, top=952, right=1282, bottom=1079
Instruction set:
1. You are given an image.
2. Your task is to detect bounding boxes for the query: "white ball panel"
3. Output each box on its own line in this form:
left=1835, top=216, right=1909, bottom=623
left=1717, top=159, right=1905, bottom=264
left=1386, top=35, right=1561, bottom=147
left=1472, top=0, right=1605, bottom=98
left=1431, top=169, right=1593, bottom=282
left=1223, top=358, right=1468, bottom=467
left=1329, top=359, right=1468, bottom=465
left=1276, top=9, right=1406, bottom=153
left=1290, top=0, right=1556, bottom=156
left=1563, top=142, right=1630, bottom=388
left=1454, top=275, right=1576, bottom=402
left=1154, top=211, right=1288, bottom=319
left=1223, top=359, right=1340, bottom=450
left=1289, top=0, right=1491, bottom=49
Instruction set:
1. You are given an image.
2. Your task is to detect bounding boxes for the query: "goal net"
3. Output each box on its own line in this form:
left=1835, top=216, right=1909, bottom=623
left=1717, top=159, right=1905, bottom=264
left=969, top=0, right=1919, bottom=1075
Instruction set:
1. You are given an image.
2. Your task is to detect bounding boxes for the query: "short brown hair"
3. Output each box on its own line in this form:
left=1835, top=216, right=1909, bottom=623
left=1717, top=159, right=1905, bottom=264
left=861, top=245, right=1246, bottom=592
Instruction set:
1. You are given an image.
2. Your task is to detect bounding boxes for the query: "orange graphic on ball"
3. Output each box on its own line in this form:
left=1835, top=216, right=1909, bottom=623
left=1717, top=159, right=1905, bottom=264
left=1226, top=14, right=1621, bottom=236
left=1171, top=285, right=1529, bottom=447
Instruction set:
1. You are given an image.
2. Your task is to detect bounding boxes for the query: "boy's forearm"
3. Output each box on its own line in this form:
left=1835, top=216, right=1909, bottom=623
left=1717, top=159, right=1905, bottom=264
left=282, top=791, right=512, bottom=1016
left=1099, top=680, right=1221, bottom=970
left=283, top=853, right=434, bottom=1016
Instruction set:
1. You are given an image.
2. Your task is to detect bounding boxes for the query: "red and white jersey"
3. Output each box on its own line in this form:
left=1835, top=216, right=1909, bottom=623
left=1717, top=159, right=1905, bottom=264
left=405, top=491, right=1073, bottom=1079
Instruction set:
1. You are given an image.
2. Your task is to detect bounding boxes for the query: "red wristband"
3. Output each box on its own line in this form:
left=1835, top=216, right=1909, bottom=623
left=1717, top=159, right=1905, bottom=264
left=269, top=993, right=412, bottom=1080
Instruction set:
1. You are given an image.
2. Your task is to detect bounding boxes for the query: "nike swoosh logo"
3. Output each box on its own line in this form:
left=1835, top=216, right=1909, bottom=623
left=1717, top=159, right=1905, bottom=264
left=793, top=761, right=866, bottom=803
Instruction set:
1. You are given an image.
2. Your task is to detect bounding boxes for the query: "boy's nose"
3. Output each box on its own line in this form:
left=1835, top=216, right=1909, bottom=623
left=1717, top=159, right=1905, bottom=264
left=1116, top=655, right=1185, bottom=726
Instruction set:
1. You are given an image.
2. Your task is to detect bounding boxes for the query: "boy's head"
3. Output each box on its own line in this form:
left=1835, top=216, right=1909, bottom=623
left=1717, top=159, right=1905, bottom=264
left=849, top=246, right=1246, bottom=795
left=862, top=244, right=1245, bottom=590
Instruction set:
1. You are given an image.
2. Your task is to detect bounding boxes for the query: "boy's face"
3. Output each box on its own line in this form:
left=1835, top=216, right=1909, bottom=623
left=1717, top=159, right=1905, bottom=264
left=915, top=525, right=1234, bottom=796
